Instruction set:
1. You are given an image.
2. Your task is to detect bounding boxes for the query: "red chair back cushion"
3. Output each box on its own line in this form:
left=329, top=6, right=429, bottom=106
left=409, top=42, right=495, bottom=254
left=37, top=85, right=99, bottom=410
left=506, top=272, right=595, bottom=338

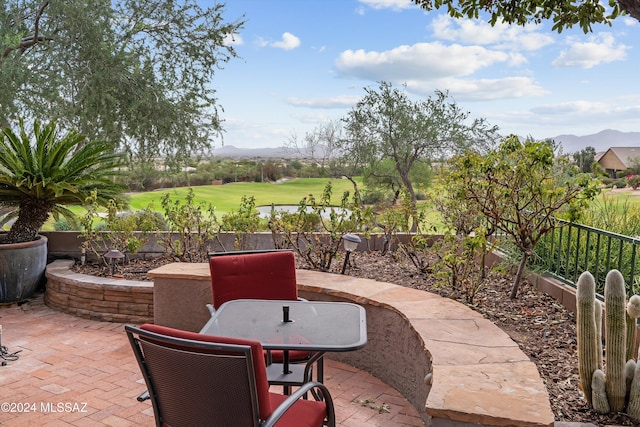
left=209, top=251, right=297, bottom=309
left=139, top=323, right=272, bottom=421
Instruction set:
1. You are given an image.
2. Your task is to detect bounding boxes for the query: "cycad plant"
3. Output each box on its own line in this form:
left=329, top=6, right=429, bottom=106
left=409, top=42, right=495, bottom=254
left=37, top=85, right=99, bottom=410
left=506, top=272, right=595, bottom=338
left=0, top=118, right=126, bottom=243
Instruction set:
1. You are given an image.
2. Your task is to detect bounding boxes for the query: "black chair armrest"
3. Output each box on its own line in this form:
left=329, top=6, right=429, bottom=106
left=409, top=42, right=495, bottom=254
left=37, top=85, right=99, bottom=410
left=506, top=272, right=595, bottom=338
left=262, top=381, right=335, bottom=427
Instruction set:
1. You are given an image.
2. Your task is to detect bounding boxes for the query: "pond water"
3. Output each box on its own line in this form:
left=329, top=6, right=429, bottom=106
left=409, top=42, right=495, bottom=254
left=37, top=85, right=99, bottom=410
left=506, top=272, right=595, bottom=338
left=256, top=205, right=351, bottom=219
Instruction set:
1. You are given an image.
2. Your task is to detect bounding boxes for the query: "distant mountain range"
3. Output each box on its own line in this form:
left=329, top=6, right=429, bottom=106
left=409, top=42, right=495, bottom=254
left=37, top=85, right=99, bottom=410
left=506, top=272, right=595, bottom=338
left=211, top=130, right=640, bottom=159
left=551, top=130, right=640, bottom=154
left=210, top=145, right=299, bottom=159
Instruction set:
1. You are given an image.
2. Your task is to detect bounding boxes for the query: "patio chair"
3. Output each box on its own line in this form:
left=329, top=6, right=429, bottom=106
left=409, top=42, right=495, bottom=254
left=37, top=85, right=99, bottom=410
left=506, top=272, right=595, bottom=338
left=207, top=250, right=318, bottom=371
left=126, top=323, right=335, bottom=427
left=207, top=250, right=299, bottom=313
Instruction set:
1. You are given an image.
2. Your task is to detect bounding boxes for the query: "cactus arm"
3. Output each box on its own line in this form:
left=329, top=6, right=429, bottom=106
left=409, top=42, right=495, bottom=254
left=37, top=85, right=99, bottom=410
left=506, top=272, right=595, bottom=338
left=592, top=369, right=611, bottom=414
left=605, top=269, right=627, bottom=412
left=626, top=359, right=636, bottom=401
left=627, top=295, right=640, bottom=361
left=577, top=271, right=599, bottom=405
left=595, top=299, right=603, bottom=370
left=627, top=361, right=640, bottom=420
left=627, top=312, right=637, bottom=362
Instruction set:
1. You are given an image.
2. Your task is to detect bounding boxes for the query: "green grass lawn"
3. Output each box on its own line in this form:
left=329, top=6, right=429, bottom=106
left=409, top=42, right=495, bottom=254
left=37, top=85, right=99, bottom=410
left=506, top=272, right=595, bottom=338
left=127, top=178, right=360, bottom=215
left=44, top=178, right=361, bottom=230
left=596, top=188, right=640, bottom=210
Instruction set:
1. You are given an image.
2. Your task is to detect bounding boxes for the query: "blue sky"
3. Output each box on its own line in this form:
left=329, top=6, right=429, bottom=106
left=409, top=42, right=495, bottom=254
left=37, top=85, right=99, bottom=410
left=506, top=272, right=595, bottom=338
left=210, top=0, right=640, bottom=149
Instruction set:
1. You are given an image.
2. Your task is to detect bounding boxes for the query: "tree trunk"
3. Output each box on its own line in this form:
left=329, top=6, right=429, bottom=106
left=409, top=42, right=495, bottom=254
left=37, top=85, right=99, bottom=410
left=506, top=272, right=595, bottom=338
left=6, top=199, right=52, bottom=243
left=619, top=0, right=640, bottom=23
left=510, top=251, right=530, bottom=299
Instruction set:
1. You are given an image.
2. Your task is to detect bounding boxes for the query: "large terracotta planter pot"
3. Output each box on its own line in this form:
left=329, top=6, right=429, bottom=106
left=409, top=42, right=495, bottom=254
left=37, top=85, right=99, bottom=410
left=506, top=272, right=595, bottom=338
left=0, top=235, right=48, bottom=304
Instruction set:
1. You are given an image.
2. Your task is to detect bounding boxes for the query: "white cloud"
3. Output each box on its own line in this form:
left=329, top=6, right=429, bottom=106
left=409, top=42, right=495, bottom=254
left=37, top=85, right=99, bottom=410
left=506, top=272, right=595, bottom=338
left=224, top=33, right=244, bottom=46
left=552, top=33, right=628, bottom=68
left=430, top=15, right=554, bottom=51
left=531, top=100, right=640, bottom=118
left=406, top=76, right=548, bottom=101
left=286, top=95, right=361, bottom=109
left=357, top=0, right=415, bottom=11
left=335, top=42, right=510, bottom=81
left=270, top=32, right=301, bottom=50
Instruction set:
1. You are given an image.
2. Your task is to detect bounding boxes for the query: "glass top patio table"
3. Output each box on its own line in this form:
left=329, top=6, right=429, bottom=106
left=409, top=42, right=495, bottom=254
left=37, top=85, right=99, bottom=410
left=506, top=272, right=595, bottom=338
left=199, top=299, right=367, bottom=352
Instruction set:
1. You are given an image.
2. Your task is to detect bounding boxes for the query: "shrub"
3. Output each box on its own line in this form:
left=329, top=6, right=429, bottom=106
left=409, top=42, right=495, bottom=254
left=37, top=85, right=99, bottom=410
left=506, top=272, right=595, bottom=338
left=220, top=195, right=266, bottom=250
left=431, top=232, right=486, bottom=303
left=80, top=196, right=160, bottom=261
left=268, top=182, right=373, bottom=271
left=360, top=188, right=386, bottom=205
left=53, top=218, right=73, bottom=231
left=160, top=188, right=219, bottom=262
left=627, top=175, right=640, bottom=190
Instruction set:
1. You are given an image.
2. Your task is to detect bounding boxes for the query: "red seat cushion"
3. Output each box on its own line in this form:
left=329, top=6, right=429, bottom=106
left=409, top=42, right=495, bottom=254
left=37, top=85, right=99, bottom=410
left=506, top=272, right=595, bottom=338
left=267, top=349, right=311, bottom=363
left=209, top=251, right=298, bottom=310
left=269, top=392, right=327, bottom=427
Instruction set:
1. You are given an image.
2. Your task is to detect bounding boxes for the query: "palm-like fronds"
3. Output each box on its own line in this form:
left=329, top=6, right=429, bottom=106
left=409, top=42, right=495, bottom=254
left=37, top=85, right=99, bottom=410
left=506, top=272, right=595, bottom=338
left=0, top=119, right=126, bottom=243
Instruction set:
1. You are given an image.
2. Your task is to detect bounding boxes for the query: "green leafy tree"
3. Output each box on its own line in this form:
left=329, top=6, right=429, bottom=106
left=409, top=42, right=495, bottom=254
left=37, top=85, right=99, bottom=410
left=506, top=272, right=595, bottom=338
left=0, top=0, right=243, bottom=170
left=448, top=135, right=600, bottom=299
left=341, top=81, right=499, bottom=231
left=0, top=119, right=126, bottom=243
left=573, top=146, right=597, bottom=174
left=411, top=0, right=638, bottom=33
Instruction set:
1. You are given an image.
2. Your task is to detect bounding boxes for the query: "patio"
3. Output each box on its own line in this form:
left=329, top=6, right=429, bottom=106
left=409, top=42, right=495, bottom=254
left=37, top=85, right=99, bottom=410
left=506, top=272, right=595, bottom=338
left=0, top=292, right=424, bottom=426
left=43, top=259, right=557, bottom=426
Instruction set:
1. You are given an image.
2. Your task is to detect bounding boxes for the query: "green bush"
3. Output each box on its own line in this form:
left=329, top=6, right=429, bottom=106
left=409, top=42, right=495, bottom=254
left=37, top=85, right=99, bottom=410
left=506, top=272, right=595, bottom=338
left=53, top=218, right=73, bottom=231
left=360, top=188, right=387, bottom=205
left=627, top=175, right=640, bottom=190
left=220, top=195, right=266, bottom=250
left=268, top=182, right=373, bottom=271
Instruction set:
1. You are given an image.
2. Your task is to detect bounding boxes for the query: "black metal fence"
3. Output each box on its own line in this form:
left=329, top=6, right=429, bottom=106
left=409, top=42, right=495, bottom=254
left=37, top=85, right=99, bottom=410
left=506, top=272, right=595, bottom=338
left=527, top=218, right=639, bottom=295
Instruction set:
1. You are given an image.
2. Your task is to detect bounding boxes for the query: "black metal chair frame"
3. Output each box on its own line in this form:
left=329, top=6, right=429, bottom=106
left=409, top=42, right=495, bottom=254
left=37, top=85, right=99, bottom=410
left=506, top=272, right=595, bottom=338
left=126, top=324, right=335, bottom=427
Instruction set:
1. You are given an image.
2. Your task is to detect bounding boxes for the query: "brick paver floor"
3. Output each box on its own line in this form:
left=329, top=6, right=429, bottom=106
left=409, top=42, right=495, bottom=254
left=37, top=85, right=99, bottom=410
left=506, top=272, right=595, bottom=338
left=0, top=292, right=424, bottom=426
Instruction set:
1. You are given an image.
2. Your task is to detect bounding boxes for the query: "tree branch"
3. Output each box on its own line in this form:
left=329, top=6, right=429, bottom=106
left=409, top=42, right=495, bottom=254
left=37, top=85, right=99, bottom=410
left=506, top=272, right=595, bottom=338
left=618, top=0, right=640, bottom=22
left=3, top=1, right=51, bottom=59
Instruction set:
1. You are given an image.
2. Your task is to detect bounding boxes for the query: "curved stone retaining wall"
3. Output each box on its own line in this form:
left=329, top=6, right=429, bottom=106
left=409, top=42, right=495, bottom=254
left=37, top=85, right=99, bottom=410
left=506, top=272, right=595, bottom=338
left=45, top=260, right=153, bottom=323
left=295, top=269, right=554, bottom=427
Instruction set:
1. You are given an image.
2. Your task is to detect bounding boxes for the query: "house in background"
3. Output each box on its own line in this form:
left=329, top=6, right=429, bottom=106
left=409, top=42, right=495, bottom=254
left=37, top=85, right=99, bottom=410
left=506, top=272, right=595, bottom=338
left=595, top=147, right=640, bottom=178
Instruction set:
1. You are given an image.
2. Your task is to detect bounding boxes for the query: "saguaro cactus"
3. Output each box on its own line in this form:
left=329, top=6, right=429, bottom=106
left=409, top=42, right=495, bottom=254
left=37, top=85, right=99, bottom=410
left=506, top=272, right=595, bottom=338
left=576, top=271, right=599, bottom=405
left=605, top=269, right=627, bottom=412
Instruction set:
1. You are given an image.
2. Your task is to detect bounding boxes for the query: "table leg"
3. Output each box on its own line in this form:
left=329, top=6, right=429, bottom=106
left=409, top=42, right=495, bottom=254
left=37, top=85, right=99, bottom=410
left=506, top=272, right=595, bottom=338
left=283, top=350, right=291, bottom=395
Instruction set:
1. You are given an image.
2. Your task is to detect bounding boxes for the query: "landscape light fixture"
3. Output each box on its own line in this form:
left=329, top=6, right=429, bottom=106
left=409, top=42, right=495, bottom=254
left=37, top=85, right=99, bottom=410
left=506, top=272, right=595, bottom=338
left=341, top=233, right=361, bottom=274
left=104, top=249, right=125, bottom=276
